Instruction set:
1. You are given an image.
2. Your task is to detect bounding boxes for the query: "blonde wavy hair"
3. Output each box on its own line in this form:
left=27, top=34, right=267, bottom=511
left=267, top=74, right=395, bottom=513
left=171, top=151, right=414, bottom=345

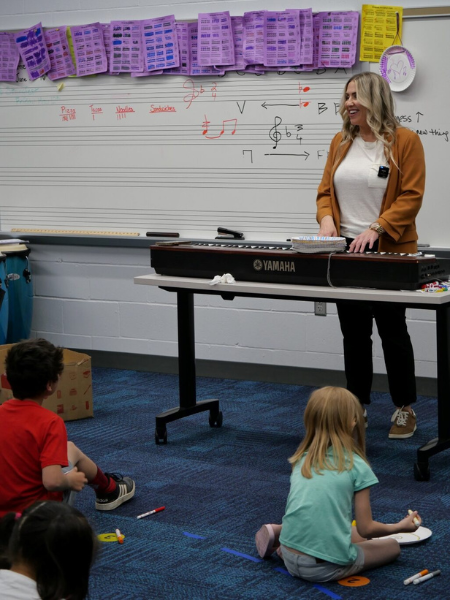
left=339, top=72, right=399, bottom=164
left=289, top=386, right=367, bottom=478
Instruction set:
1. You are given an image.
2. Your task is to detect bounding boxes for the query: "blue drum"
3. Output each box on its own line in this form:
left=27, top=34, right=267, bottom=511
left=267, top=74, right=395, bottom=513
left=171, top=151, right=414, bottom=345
left=5, top=248, right=33, bottom=343
left=0, top=254, right=8, bottom=344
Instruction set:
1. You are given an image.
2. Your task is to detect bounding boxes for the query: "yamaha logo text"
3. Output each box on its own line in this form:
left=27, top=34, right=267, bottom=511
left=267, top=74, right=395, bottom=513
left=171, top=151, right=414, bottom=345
left=253, top=259, right=296, bottom=273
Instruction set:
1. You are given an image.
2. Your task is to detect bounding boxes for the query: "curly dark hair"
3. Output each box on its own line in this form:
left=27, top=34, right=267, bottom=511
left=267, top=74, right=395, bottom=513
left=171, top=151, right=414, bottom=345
left=5, top=338, right=64, bottom=400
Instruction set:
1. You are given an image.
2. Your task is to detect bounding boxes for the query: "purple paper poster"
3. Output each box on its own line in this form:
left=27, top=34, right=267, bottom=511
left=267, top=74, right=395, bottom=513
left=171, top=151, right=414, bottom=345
left=189, top=23, right=224, bottom=76
left=0, top=32, right=20, bottom=82
left=263, top=11, right=301, bottom=67
left=15, top=23, right=51, bottom=81
left=164, top=22, right=190, bottom=76
left=317, top=11, right=359, bottom=68
left=298, top=9, right=313, bottom=65
left=216, top=17, right=245, bottom=72
left=70, top=22, right=108, bottom=76
left=110, top=20, right=143, bottom=73
left=44, top=27, right=76, bottom=81
left=101, top=23, right=119, bottom=75
left=197, top=12, right=235, bottom=66
left=141, top=15, right=179, bottom=72
left=242, top=11, right=266, bottom=66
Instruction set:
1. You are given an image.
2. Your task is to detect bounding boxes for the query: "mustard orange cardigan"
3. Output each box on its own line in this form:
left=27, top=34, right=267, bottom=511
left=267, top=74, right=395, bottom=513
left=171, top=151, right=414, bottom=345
left=316, top=127, right=426, bottom=253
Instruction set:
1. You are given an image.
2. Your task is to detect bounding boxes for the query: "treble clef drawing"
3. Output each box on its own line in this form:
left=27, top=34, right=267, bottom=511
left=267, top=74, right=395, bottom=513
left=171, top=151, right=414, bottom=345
left=269, top=116, right=282, bottom=149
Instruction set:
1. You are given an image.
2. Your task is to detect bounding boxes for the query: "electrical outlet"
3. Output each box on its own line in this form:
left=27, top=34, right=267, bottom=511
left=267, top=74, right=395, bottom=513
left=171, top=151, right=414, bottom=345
left=314, top=302, right=327, bottom=316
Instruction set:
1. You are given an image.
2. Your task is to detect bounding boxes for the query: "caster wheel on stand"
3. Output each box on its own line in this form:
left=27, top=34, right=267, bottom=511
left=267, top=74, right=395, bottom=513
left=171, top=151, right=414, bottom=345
left=155, top=427, right=168, bottom=445
left=209, top=411, right=223, bottom=428
left=414, top=461, right=430, bottom=481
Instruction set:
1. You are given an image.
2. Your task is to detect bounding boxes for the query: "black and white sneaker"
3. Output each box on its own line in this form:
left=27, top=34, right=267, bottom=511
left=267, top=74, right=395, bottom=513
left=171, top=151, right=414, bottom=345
left=95, top=473, right=136, bottom=511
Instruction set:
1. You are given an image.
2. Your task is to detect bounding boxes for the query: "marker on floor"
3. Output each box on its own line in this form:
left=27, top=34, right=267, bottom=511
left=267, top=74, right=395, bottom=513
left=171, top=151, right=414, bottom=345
left=413, top=570, right=441, bottom=585
left=137, top=506, right=165, bottom=519
left=404, top=569, right=428, bottom=585
left=408, top=509, right=420, bottom=527
left=115, top=528, right=124, bottom=544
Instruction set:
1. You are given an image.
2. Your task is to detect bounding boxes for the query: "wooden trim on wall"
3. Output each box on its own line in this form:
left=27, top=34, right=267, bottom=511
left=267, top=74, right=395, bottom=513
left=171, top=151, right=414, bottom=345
left=404, top=6, right=450, bottom=17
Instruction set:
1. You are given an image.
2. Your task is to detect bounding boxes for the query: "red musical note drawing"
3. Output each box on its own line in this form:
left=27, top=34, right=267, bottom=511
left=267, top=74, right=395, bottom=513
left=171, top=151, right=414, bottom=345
left=202, top=116, right=237, bottom=139
left=298, top=82, right=311, bottom=109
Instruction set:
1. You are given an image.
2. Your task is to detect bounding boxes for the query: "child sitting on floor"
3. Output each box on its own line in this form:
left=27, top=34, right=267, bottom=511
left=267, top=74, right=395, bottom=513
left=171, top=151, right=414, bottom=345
left=255, top=386, right=421, bottom=582
left=0, top=338, right=135, bottom=517
left=0, top=500, right=97, bottom=600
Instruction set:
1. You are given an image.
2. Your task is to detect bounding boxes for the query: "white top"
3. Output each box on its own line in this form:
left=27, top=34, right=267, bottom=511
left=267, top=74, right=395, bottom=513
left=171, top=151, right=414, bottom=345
left=0, top=570, right=40, bottom=600
left=334, top=136, right=390, bottom=239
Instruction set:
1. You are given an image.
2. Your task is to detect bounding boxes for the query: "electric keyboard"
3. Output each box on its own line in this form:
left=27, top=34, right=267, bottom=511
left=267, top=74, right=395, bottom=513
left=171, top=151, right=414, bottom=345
left=150, top=242, right=450, bottom=291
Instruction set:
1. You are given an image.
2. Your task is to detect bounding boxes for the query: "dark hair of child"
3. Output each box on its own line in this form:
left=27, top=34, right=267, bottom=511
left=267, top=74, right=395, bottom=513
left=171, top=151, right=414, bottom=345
left=5, top=338, right=64, bottom=400
left=0, top=501, right=97, bottom=600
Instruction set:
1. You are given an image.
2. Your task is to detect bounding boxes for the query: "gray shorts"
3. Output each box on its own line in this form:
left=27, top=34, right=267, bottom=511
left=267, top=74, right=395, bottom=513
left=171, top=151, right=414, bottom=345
left=62, top=461, right=74, bottom=475
left=62, top=461, right=77, bottom=506
left=281, top=544, right=365, bottom=583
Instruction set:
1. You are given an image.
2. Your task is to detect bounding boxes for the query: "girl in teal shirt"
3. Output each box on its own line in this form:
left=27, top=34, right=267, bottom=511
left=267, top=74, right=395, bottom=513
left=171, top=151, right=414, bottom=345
left=255, top=387, right=421, bottom=582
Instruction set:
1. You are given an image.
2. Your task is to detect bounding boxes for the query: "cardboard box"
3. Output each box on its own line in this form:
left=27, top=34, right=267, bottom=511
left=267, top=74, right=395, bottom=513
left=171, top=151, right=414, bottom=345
left=0, top=345, right=93, bottom=421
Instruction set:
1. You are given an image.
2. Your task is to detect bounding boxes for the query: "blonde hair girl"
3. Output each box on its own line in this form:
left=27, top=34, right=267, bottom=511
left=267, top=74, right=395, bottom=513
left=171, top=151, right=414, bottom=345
left=289, top=386, right=366, bottom=477
left=255, top=387, right=422, bottom=583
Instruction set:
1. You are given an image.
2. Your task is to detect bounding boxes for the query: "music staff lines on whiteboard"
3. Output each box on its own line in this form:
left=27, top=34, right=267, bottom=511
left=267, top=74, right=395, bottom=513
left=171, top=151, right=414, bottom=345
left=262, top=102, right=301, bottom=109
left=0, top=125, right=337, bottom=146
left=2, top=76, right=344, bottom=96
left=0, top=94, right=338, bottom=109
left=0, top=167, right=323, bottom=190
left=0, top=70, right=352, bottom=237
left=3, top=207, right=317, bottom=234
left=0, top=78, right=346, bottom=108
left=6, top=206, right=317, bottom=222
left=7, top=205, right=316, bottom=219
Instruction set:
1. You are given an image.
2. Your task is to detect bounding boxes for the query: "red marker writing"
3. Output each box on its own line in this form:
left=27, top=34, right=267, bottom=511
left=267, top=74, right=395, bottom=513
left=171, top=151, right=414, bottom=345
left=137, top=506, right=165, bottom=520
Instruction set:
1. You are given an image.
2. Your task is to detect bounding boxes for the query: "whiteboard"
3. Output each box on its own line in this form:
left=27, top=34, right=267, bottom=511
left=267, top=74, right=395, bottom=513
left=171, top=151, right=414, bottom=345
left=0, top=69, right=349, bottom=241
left=370, top=15, right=450, bottom=248
left=0, top=14, right=448, bottom=246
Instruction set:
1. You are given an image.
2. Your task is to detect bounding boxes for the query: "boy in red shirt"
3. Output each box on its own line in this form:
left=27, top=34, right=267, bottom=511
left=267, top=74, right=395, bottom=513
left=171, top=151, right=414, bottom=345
left=0, top=338, right=136, bottom=517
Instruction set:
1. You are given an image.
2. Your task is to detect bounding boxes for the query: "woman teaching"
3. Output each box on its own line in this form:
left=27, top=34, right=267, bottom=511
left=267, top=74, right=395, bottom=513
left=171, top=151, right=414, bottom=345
left=316, top=72, right=425, bottom=439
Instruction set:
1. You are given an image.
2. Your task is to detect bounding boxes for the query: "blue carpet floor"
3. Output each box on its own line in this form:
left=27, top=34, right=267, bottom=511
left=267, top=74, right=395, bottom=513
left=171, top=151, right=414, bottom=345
left=66, top=369, right=450, bottom=600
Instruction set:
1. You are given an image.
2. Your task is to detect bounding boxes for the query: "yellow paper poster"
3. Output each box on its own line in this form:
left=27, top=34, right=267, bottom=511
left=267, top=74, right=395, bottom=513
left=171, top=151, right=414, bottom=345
left=66, top=27, right=77, bottom=72
left=360, top=5, right=403, bottom=62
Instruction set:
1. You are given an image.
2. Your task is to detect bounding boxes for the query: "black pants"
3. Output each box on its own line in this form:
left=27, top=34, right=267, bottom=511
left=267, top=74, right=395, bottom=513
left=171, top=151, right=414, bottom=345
left=336, top=238, right=416, bottom=408
left=336, top=301, right=416, bottom=407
